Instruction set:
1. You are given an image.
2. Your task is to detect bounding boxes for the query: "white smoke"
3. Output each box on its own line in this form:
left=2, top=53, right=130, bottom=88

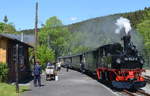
left=115, top=17, right=132, bottom=34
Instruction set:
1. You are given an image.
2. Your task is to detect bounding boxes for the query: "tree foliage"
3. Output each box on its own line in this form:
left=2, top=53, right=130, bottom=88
left=20, top=29, right=35, bottom=35
left=36, top=45, right=55, bottom=68
left=39, top=16, right=70, bottom=58
left=0, top=16, right=16, bottom=33
left=137, top=20, right=150, bottom=51
left=0, top=23, right=4, bottom=32
left=0, top=63, right=8, bottom=82
left=0, top=22, right=16, bottom=33
left=45, top=16, right=63, bottom=28
left=3, top=16, right=8, bottom=24
left=121, top=7, right=150, bottom=28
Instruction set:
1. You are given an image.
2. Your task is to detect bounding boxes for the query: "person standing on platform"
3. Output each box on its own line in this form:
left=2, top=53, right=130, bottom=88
left=66, top=61, right=70, bottom=72
left=57, top=61, right=61, bottom=72
left=80, top=56, right=85, bottom=74
left=33, top=61, right=42, bottom=87
left=80, top=62, right=85, bottom=74
left=46, top=61, right=52, bottom=67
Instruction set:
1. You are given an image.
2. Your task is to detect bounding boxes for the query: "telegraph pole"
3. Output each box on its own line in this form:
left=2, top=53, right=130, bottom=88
left=15, top=44, right=19, bottom=95
left=34, top=2, right=38, bottom=59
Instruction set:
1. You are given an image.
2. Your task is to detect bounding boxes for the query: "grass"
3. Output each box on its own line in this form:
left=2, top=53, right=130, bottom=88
left=0, top=83, right=29, bottom=96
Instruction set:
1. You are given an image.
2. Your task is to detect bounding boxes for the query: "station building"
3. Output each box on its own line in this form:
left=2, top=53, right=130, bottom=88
left=0, top=34, right=33, bottom=82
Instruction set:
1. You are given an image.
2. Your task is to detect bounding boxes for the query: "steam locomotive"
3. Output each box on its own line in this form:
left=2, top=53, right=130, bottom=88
left=58, top=31, right=146, bottom=90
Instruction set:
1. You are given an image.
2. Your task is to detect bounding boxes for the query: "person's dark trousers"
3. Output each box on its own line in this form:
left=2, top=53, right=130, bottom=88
left=80, top=68, right=84, bottom=74
left=66, top=67, right=69, bottom=72
left=58, top=67, right=61, bottom=71
left=34, top=75, right=41, bottom=87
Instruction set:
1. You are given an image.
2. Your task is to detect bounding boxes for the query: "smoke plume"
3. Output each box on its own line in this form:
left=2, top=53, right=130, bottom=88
left=115, top=17, right=132, bottom=34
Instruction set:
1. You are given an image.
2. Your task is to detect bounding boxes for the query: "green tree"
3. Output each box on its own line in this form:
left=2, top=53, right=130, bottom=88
left=0, top=23, right=5, bottom=33
left=137, top=19, right=150, bottom=50
left=36, top=45, right=55, bottom=69
left=4, top=23, right=16, bottom=33
left=0, top=63, right=8, bottom=82
left=137, top=19, right=150, bottom=68
left=3, top=16, right=8, bottom=24
left=0, top=22, right=16, bottom=33
left=45, top=16, right=62, bottom=28
left=39, top=16, right=70, bottom=58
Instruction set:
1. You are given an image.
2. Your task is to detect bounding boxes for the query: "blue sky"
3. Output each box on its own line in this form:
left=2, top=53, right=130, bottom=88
left=0, top=0, right=149, bottom=30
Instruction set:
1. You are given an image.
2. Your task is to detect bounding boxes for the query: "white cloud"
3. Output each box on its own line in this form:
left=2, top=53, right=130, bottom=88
left=69, top=17, right=78, bottom=21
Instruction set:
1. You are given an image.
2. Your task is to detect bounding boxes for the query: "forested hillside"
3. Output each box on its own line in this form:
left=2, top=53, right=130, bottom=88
left=67, top=7, right=149, bottom=48
left=21, top=7, right=150, bottom=58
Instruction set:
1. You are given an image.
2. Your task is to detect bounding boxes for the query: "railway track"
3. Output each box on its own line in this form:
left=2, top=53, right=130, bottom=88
left=123, top=90, right=136, bottom=96
left=145, top=75, right=150, bottom=83
left=136, top=90, right=150, bottom=96
left=122, top=89, right=150, bottom=96
left=120, top=76, right=150, bottom=96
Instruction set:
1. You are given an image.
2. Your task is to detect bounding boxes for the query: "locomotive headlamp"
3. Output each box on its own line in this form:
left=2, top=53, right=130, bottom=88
left=116, top=58, right=121, bottom=63
left=129, top=57, right=132, bottom=60
left=140, top=60, right=144, bottom=64
left=124, top=58, right=128, bottom=61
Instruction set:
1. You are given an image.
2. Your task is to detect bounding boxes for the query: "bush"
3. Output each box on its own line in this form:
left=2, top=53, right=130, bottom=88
left=0, top=63, right=8, bottom=82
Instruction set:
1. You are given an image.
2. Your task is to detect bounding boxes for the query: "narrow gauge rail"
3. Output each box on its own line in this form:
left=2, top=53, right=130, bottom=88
left=136, top=90, right=150, bottom=96
left=122, top=90, right=150, bottom=96
left=144, top=76, right=150, bottom=83
left=123, top=90, right=136, bottom=96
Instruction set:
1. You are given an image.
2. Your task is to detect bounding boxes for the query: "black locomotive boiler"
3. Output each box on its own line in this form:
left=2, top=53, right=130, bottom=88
left=58, top=33, right=146, bottom=90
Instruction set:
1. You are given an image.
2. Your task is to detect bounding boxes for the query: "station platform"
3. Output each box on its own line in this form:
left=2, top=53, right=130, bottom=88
left=142, top=69, right=150, bottom=76
left=22, top=68, right=116, bottom=96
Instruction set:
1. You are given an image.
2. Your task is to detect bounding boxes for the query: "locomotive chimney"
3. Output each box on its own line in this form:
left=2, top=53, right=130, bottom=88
left=121, top=27, right=131, bottom=51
